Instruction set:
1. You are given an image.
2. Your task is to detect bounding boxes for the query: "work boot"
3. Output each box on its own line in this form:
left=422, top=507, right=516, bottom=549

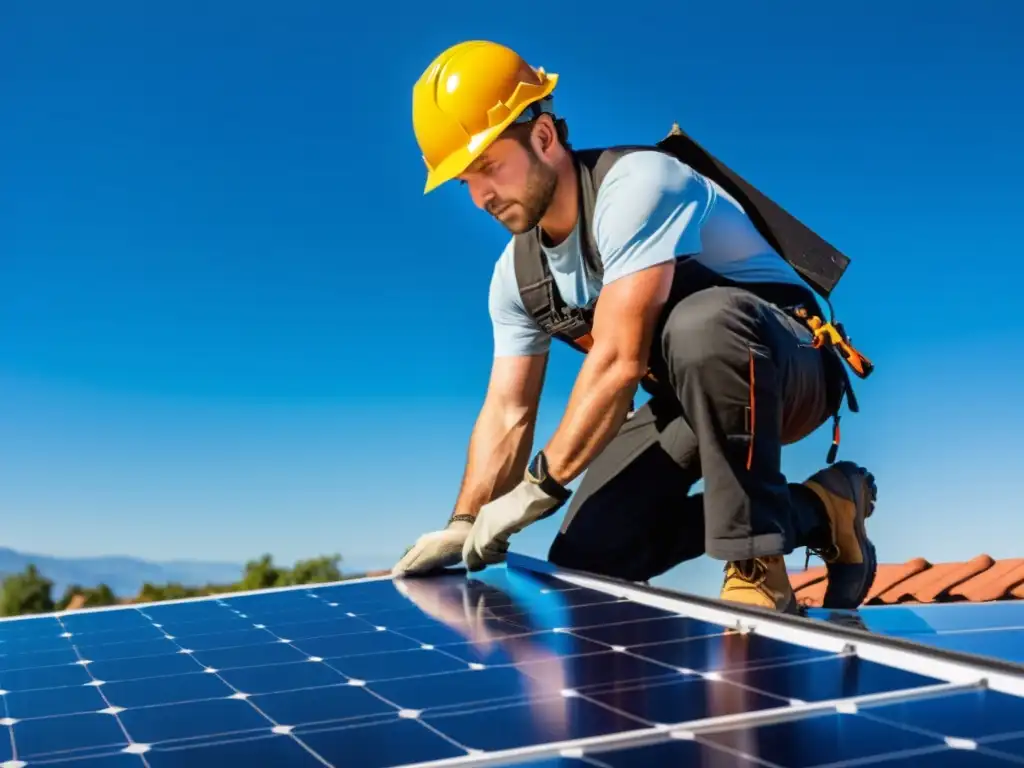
left=720, top=557, right=798, bottom=614
left=802, top=460, right=878, bottom=609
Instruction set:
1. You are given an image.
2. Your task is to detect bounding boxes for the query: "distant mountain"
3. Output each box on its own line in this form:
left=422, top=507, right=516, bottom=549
left=0, top=547, right=245, bottom=598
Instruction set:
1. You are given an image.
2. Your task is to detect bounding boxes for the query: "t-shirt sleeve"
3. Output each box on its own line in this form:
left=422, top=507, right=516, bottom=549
left=488, top=242, right=551, bottom=358
left=593, top=150, right=713, bottom=285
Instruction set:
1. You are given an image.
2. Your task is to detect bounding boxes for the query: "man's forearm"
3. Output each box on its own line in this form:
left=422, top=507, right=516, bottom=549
left=452, top=398, right=536, bottom=518
left=543, top=349, right=640, bottom=484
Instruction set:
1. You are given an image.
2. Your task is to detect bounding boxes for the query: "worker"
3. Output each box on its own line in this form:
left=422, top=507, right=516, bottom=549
left=392, top=40, right=877, bottom=613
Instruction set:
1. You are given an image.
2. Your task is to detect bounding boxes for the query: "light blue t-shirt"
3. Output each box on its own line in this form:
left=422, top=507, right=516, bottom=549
left=488, top=150, right=809, bottom=358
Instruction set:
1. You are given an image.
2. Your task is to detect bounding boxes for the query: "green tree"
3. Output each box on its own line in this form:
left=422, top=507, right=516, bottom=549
left=80, top=583, right=118, bottom=608
left=0, top=564, right=55, bottom=617
left=280, top=555, right=342, bottom=586
left=238, top=554, right=284, bottom=591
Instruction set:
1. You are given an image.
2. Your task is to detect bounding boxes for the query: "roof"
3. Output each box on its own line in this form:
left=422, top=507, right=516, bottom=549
left=791, top=554, right=1024, bottom=607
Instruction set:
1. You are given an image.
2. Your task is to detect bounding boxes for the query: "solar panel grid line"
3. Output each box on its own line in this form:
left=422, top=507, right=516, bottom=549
left=542, top=564, right=1024, bottom=698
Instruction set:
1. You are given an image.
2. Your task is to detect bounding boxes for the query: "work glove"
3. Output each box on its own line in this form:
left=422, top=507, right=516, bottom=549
left=462, top=476, right=566, bottom=572
left=391, top=518, right=472, bottom=577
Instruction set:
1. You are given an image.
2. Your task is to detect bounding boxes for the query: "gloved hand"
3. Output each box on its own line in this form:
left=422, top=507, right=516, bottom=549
left=462, top=477, right=566, bottom=572
left=391, top=518, right=472, bottom=576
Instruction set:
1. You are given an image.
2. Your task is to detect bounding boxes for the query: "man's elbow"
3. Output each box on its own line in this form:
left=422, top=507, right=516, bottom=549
left=595, top=347, right=648, bottom=390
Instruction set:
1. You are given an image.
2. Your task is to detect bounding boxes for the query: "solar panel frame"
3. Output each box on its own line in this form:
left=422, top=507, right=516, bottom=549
left=0, top=555, right=1021, bottom=768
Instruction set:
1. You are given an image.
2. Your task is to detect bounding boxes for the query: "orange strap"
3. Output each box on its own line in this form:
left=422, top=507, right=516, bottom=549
left=793, top=308, right=874, bottom=379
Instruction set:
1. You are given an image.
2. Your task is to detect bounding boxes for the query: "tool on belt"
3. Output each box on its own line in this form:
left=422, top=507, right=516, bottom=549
left=791, top=305, right=874, bottom=464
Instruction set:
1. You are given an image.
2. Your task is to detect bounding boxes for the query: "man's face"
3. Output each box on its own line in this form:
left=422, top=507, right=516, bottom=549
left=458, top=131, right=557, bottom=235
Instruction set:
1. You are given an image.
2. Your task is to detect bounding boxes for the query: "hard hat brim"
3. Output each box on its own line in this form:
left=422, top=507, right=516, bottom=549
left=422, top=73, right=558, bottom=194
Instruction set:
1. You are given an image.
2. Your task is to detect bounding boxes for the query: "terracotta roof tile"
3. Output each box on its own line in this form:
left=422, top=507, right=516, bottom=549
left=865, top=558, right=931, bottom=603
left=950, top=558, right=1024, bottom=602
left=788, top=569, right=827, bottom=591
left=792, top=554, right=1024, bottom=607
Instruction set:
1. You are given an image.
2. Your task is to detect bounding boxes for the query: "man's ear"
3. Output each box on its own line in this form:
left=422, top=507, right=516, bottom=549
left=531, top=115, right=559, bottom=159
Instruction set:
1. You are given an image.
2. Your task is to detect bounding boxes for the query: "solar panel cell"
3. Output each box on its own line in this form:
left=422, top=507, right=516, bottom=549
left=89, top=649, right=210, bottom=682
left=6, top=682, right=107, bottom=719
left=369, top=665, right=533, bottom=711
left=438, top=630, right=608, bottom=666
left=290, top=627, right=423, bottom=658
left=515, top=648, right=678, bottom=689
left=190, top=637, right=310, bottom=669
left=500, top=599, right=673, bottom=632
left=143, top=732, right=327, bottom=766
left=570, top=614, right=728, bottom=646
left=699, top=711, right=945, bottom=766
left=2, top=658, right=92, bottom=689
left=252, top=681, right=395, bottom=725
left=329, top=646, right=477, bottom=681
left=219, top=657, right=349, bottom=694
left=14, top=711, right=128, bottom=759
left=621, top=629, right=831, bottom=671
left=295, top=718, right=467, bottom=767
left=915, top=629, right=1024, bottom=664
left=863, top=688, right=1024, bottom=741
left=118, top=697, right=270, bottom=744
left=420, top=696, right=645, bottom=753
left=584, top=673, right=785, bottom=724
left=715, top=654, right=944, bottom=702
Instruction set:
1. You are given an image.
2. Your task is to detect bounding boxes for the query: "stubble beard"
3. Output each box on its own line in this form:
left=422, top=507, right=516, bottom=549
left=489, top=151, right=558, bottom=235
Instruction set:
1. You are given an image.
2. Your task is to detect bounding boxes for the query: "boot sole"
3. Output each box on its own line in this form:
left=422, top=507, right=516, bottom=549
left=822, top=463, right=878, bottom=609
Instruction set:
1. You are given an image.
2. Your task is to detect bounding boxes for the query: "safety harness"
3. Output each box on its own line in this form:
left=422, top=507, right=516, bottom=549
left=512, top=123, right=873, bottom=464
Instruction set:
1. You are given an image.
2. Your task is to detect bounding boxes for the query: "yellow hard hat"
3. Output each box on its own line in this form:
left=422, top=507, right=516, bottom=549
left=412, top=40, right=558, bottom=194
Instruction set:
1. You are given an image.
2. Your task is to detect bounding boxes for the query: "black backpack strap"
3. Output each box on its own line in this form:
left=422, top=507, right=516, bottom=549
left=656, top=124, right=849, bottom=300
left=512, top=232, right=594, bottom=351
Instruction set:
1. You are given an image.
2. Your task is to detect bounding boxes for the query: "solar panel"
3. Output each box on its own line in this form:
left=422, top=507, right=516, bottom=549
left=0, top=553, right=1020, bottom=768
left=806, top=602, right=1024, bottom=666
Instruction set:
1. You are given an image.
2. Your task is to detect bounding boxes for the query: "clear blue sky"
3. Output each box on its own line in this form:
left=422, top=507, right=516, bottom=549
left=2, top=2, right=1021, bottom=595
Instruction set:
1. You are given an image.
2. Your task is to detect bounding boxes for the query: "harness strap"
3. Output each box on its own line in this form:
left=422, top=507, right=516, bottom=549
left=790, top=305, right=874, bottom=464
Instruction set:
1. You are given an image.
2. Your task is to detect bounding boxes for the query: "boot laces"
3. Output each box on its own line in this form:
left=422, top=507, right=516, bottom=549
left=804, top=542, right=841, bottom=570
left=728, top=558, right=769, bottom=585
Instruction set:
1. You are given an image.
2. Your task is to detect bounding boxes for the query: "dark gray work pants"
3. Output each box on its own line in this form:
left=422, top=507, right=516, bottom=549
left=547, top=283, right=840, bottom=582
